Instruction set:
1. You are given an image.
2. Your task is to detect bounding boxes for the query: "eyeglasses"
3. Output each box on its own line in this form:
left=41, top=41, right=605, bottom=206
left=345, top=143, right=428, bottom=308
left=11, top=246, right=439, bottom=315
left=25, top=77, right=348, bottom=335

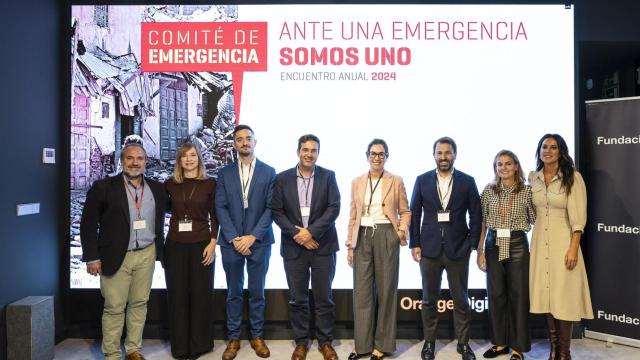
left=367, top=151, right=388, bottom=159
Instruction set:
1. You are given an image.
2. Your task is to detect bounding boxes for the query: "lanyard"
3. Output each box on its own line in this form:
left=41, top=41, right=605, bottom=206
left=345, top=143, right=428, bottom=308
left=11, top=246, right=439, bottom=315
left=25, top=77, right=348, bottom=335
left=498, top=187, right=514, bottom=227
left=436, top=174, right=453, bottom=210
left=240, top=161, right=253, bottom=203
left=297, top=166, right=313, bottom=207
left=366, top=171, right=384, bottom=215
left=182, top=181, right=199, bottom=220
left=124, top=177, right=145, bottom=219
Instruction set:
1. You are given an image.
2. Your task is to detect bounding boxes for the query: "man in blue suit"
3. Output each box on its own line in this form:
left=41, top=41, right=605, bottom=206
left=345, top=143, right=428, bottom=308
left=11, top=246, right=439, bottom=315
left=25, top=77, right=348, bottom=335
left=216, top=125, right=276, bottom=360
left=410, top=137, right=482, bottom=360
left=272, top=134, right=341, bottom=360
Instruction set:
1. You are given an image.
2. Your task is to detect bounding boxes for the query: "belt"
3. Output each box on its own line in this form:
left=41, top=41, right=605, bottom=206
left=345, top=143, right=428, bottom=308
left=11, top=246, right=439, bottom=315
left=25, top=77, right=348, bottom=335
left=488, top=229, right=526, bottom=237
left=127, top=244, right=152, bottom=252
left=359, top=223, right=393, bottom=229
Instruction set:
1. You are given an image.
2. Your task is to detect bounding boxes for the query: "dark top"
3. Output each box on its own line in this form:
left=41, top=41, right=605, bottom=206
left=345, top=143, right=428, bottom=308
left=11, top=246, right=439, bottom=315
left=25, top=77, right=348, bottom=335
left=165, top=177, right=218, bottom=243
left=272, top=165, right=341, bottom=260
left=409, top=169, right=482, bottom=260
left=80, top=173, right=166, bottom=276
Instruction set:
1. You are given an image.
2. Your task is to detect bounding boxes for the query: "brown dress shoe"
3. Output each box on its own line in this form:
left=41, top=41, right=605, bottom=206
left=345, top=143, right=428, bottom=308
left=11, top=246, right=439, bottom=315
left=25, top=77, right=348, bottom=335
left=319, top=343, right=339, bottom=360
left=222, top=340, right=241, bottom=360
left=291, top=343, right=309, bottom=360
left=250, top=337, right=270, bottom=358
left=125, top=352, right=146, bottom=360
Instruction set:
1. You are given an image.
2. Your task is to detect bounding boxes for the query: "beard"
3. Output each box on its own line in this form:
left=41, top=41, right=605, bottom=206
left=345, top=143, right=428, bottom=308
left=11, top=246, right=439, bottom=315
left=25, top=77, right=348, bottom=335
left=236, top=147, right=253, bottom=157
left=124, top=168, right=143, bottom=179
left=437, top=160, right=452, bottom=172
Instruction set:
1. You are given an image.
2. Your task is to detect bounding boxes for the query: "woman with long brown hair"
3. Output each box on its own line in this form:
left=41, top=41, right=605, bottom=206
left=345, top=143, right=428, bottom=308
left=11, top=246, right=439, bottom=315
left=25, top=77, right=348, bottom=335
left=529, top=134, right=593, bottom=360
left=165, top=143, right=218, bottom=359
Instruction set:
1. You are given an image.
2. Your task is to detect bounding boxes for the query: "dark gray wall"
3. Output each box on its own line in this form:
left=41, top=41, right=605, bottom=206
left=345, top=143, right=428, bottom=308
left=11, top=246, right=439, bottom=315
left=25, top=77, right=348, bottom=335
left=576, top=0, right=640, bottom=42
left=0, top=0, right=62, bottom=359
left=576, top=0, right=640, bottom=100
left=1, top=1, right=640, bottom=358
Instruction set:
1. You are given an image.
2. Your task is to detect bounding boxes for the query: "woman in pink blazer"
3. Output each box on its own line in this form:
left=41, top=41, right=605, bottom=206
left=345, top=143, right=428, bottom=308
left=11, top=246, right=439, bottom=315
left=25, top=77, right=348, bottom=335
left=346, top=139, right=411, bottom=360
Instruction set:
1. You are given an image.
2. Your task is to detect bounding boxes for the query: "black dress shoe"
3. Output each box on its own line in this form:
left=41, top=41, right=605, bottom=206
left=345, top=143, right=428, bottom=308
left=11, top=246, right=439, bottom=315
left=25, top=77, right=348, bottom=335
left=421, top=341, right=435, bottom=360
left=348, top=352, right=369, bottom=360
left=509, top=353, right=524, bottom=360
left=457, top=344, right=477, bottom=360
left=483, top=346, right=510, bottom=358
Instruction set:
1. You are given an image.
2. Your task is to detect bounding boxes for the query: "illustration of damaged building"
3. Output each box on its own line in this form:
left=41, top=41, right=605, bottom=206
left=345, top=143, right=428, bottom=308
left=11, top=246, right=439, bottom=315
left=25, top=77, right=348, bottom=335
left=70, top=5, right=238, bottom=189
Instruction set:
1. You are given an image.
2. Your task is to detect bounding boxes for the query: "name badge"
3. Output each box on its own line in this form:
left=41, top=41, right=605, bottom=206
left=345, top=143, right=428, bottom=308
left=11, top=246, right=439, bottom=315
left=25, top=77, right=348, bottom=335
left=437, top=210, right=450, bottom=222
left=360, top=216, right=374, bottom=227
left=133, top=219, right=146, bottom=230
left=497, top=228, right=511, bottom=238
left=179, top=220, right=193, bottom=232
left=243, top=199, right=249, bottom=209
left=301, top=207, right=311, bottom=217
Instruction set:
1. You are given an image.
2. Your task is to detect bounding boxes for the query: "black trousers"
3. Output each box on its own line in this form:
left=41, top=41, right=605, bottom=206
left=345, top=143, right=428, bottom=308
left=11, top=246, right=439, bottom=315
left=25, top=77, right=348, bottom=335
left=284, top=251, right=336, bottom=346
left=164, top=239, right=214, bottom=358
left=419, top=249, right=471, bottom=344
left=485, top=231, right=531, bottom=352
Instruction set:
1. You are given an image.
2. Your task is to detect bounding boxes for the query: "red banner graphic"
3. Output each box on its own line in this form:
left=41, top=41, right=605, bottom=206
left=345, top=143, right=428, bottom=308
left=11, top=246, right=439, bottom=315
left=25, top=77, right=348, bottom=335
left=141, top=22, right=268, bottom=122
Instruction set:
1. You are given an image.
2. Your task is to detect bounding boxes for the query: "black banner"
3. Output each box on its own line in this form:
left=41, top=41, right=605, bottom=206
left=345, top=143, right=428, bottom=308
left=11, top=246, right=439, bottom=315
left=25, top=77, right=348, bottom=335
left=584, top=97, right=640, bottom=345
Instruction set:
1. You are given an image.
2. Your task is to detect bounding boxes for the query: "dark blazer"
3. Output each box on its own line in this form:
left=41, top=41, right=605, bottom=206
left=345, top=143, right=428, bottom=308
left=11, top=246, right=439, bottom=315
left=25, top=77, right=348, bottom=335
left=409, top=169, right=481, bottom=260
left=215, top=159, right=276, bottom=247
left=272, top=165, right=341, bottom=260
left=80, top=173, right=166, bottom=276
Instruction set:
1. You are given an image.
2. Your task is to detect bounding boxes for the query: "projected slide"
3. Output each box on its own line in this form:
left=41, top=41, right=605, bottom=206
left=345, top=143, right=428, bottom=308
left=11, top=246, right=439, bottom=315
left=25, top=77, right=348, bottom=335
left=69, top=4, right=574, bottom=289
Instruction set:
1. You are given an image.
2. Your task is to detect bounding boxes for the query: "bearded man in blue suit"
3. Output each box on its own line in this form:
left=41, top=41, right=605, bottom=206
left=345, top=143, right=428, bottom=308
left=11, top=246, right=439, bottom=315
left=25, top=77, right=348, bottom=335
left=410, top=137, right=482, bottom=360
left=216, top=125, right=276, bottom=360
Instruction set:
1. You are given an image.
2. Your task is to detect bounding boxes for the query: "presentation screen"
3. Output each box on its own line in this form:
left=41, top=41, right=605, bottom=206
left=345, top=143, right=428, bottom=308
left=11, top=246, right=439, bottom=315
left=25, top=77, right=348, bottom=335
left=69, top=4, right=575, bottom=289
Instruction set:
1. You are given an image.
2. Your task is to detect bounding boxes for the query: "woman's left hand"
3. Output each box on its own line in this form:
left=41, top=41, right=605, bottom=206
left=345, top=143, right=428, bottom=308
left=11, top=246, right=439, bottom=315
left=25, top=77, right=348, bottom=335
left=398, top=230, right=408, bottom=246
left=565, top=246, right=579, bottom=270
left=202, top=239, right=216, bottom=266
left=476, top=251, right=487, bottom=272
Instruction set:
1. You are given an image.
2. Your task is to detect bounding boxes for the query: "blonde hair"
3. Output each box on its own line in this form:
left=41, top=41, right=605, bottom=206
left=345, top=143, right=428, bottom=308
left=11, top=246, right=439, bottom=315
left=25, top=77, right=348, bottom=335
left=490, top=150, right=525, bottom=194
left=172, top=143, right=207, bottom=183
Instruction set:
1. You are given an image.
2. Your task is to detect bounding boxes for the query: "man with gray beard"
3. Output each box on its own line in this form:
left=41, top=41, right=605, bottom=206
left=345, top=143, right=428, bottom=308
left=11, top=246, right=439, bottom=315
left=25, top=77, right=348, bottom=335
left=81, top=143, right=166, bottom=360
